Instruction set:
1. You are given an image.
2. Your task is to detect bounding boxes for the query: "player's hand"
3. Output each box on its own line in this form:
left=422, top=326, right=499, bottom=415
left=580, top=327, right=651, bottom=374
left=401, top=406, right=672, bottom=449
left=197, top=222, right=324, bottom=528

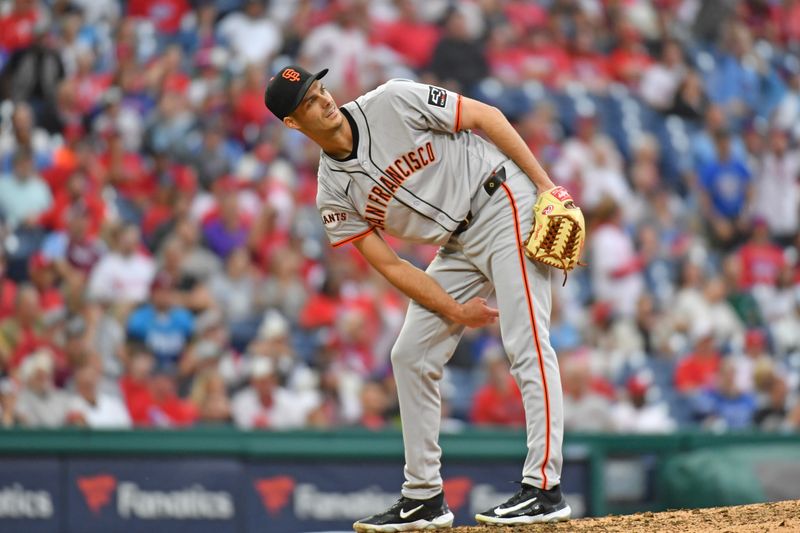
left=456, top=297, right=499, bottom=328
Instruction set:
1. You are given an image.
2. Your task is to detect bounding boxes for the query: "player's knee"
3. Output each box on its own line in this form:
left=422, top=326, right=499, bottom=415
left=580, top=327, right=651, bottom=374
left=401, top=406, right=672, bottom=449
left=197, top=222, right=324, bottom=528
left=390, top=340, right=414, bottom=369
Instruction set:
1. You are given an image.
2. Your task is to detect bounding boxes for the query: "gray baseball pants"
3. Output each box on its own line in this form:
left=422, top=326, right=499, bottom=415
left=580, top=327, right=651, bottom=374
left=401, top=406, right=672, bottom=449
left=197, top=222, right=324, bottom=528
left=392, top=163, right=564, bottom=500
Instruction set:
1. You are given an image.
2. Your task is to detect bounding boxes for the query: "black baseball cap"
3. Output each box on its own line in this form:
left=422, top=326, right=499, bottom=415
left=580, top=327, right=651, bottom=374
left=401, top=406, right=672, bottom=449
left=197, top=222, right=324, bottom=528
left=264, top=65, right=329, bottom=120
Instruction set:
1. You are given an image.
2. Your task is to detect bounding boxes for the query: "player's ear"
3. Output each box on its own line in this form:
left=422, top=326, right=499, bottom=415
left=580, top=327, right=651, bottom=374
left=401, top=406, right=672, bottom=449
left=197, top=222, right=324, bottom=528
left=283, top=115, right=300, bottom=130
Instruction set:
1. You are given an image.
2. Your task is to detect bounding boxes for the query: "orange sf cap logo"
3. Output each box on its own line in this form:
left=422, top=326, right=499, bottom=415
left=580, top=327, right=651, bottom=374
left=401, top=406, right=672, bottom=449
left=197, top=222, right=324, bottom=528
left=282, top=69, right=301, bottom=82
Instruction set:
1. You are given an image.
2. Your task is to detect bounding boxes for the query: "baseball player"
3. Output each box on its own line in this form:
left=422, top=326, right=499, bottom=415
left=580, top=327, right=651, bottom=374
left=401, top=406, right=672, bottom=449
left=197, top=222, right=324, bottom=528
left=264, top=65, right=573, bottom=531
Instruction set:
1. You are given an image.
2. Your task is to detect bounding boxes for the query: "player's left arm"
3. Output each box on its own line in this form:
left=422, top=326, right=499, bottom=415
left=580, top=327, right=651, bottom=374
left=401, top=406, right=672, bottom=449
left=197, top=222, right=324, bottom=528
left=458, top=97, right=556, bottom=192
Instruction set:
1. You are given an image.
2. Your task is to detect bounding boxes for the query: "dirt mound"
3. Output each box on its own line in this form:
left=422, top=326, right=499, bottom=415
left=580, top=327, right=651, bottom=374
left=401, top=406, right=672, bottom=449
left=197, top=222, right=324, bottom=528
left=451, top=500, right=800, bottom=533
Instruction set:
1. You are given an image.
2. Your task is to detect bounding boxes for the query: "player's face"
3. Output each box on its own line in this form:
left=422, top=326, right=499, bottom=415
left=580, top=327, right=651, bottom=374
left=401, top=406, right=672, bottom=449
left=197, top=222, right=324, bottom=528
left=286, top=80, right=342, bottom=134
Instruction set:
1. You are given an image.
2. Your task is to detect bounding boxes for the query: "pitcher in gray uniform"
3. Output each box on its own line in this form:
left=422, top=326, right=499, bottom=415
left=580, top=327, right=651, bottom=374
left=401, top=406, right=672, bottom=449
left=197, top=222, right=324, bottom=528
left=264, top=65, right=573, bottom=531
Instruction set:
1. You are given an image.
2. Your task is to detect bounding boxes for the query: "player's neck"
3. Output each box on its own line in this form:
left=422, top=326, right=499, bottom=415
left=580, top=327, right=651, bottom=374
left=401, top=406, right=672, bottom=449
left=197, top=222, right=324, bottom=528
left=317, top=111, right=353, bottom=160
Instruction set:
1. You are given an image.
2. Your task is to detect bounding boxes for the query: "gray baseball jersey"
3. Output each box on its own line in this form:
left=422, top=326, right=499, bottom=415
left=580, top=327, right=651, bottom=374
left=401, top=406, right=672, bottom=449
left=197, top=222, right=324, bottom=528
left=316, top=79, right=564, bottom=497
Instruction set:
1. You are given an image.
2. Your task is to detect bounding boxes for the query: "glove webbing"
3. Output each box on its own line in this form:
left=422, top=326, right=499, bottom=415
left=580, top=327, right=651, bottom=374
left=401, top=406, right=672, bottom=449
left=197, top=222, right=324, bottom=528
left=529, top=214, right=585, bottom=286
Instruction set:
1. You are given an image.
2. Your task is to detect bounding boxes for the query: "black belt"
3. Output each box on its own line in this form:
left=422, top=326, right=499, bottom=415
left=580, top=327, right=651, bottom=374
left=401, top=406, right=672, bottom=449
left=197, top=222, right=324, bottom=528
left=453, top=166, right=507, bottom=235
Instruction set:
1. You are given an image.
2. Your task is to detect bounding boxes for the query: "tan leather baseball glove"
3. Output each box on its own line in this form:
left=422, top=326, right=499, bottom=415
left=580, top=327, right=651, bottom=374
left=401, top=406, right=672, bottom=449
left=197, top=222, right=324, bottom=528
left=523, top=186, right=586, bottom=285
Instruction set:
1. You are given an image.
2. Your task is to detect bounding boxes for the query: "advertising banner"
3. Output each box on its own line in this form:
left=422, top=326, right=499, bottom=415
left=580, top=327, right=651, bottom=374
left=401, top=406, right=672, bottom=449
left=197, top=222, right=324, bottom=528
left=66, top=458, right=242, bottom=533
left=246, top=458, right=590, bottom=533
left=0, top=450, right=589, bottom=532
left=0, top=458, right=61, bottom=533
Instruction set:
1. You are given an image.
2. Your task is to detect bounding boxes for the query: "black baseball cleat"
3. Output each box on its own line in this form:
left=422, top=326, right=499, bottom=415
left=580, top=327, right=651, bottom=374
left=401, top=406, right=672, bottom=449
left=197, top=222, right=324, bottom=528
left=474, top=483, right=571, bottom=525
left=352, top=492, right=454, bottom=532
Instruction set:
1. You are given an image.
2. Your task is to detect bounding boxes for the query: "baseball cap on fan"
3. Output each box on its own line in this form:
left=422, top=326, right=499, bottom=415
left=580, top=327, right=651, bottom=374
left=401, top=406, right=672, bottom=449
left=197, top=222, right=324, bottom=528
left=264, top=65, right=329, bottom=120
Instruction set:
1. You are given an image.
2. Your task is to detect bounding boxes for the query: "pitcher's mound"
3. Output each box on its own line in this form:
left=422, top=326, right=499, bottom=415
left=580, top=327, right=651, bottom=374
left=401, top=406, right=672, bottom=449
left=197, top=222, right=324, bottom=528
left=451, top=500, right=800, bottom=533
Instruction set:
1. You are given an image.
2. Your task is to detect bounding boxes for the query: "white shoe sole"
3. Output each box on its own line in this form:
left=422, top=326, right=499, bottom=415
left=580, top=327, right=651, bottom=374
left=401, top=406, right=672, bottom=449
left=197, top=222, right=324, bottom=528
left=474, top=504, right=572, bottom=525
left=353, top=511, right=454, bottom=532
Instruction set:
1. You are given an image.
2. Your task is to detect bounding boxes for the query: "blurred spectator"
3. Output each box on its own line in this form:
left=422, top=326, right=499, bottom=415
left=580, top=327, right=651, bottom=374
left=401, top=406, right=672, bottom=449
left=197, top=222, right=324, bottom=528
left=752, top=127, right=800, bottom=245
left=329, top=307, right=378, bottom=376
left=578, top=143, right=633, bottom=212
left=612, top=375, right=676, bottom=433
left=66, top=363, right=132, bottom=428
left=357, top=379, right=389, bottom=430
left=484, top=23, right=526, bottom=87
left=260, top=245, right=309, bottom=323
left=517, top=25, right=571, bottom=90
left=754, top=375, right=790, bottom=431
left=231, top=356, right=317, bottom=430
left=128, top=0, right=190, bottom=37
left=299, top=271, right=345, bottom=331
left=0, top=284, right=50, bottom=371
left=230, top=63, right=272, bottom=141
left=696, top=128, right=753, bottom=250
left=704, top=23, right=774, bottom=121
left=70, top=0, right=120, bottom=27
left=607, top=23, right=653, bottom=88
left=39, top=170, right=106, bottom=240
left=0, top=18, right=65, bottom=132
left=13, top=348, right=68, bottom=427
left=143, top=90, right=195, bottom=158
left=567, top=24, right=610, bottom=94
left=552, top=111, right=623, bottom=198
left=773, top=68, right=800, bottom=139
left=119, top=344, right=155, bottom=425
left=39, top=202, right=105, bottom=283
left=250, top=310, right=318, bottom=400
left=667, top=69, right=710, bottom=121
left=730, top=329, right=772, bottom=393
left=0, top=102, right=54, bottom=171
left=248, top=203, right=290, bottom=272
left=720, top=255, right=763, bottom=329
left=86, top=300, right=126, bottom=383
left=141, top=154, right=196, bottom=249
left=218, top=0, right=282, bottom=67
left=157, top=237, right=213, bottom=313
left=589, top=198, right=645, bottom=318
left=209, top=246, right=262, bottom=330
left=0, top=376, right=17, bottom=427
left=201, top=181, right=252, bottom=259
left=736, top=218, right=786, bottom=289
left=639, top=40, right=687, bottom=111
left=171, top=217, right=223, bottom=282
left=180, top=308, right=244, bottom=386
left=702, top=275, right=746, bottom=347
left=692, top=360, right=757, bottom=430
left=87, top=223, right=156, bottom=305
left=753, top=264, right=797, bottom=326
left=691, top=105, right=748, bottom=169
left=191, top=119, right=235, bottom=190
left=0, top=251, right=16, bottom=320
left=299, top=0, right=371, bottom=100
left=562, top=355, right=615, bottom=432
left=57, top=3, right=95, bottom=78
left=97, top=131, right=151, bottom=208
left=126, top=272, right=194, bottom=372
left=70, top=49, right=111, bottom=116
left=371, top=0, right=438, bottom=71
left=470, top=347, right=525, bottom=427
left=0, top=0, right=43, bottom=54
left=180, top=1, right=219, bottom=60
left=120, top=344, right=197, bottom=427
left=0, top=149, right=53, bottom=228
left=674, top=323, right=722, bottom=394
left=189, top=368, right=232, bottom=425
left=428, top=6, right=488, bottom=94
left=143, top=369, right=197, bottom=427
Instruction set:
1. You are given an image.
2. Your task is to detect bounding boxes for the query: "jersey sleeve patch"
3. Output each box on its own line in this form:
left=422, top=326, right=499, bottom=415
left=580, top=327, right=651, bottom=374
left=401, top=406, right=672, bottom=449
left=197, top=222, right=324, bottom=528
left=427, top=86, right=447, bottom=108
left=321, top=209, right=348, bottom=228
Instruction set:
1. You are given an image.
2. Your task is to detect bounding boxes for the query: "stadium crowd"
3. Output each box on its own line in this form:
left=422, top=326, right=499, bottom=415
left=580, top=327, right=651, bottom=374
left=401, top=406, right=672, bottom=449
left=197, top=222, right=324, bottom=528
left=0, top=0, right=799, bottom=434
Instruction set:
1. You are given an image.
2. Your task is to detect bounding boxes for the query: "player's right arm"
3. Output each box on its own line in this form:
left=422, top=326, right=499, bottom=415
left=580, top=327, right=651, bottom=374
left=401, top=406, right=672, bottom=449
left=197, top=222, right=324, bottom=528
left=353, top=231, right=498, bottom=328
